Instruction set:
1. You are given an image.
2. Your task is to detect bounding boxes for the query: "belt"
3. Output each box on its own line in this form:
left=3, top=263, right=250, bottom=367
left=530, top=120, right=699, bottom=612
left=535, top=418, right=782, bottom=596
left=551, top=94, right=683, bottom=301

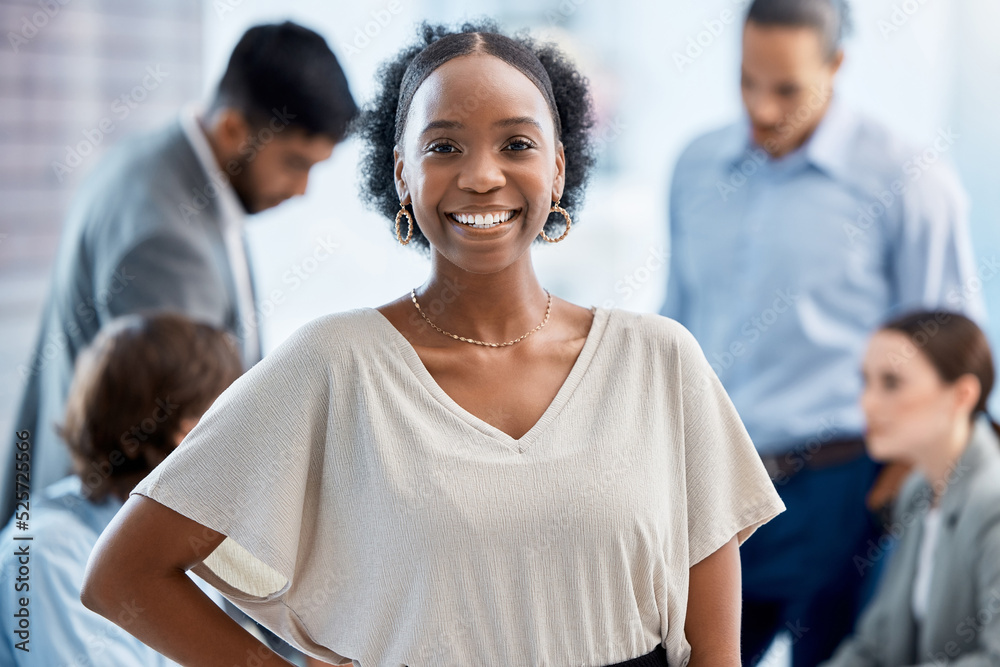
left=760, top=437, right=867, bottom=484
left=606, top=643, right=668, bottom=666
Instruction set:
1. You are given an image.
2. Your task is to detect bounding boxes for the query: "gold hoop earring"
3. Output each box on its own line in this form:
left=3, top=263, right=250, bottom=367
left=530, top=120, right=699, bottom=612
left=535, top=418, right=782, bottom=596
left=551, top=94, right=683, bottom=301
left=539, top=202, right=571, bottom=243
left=395, top=203, right=414, bottom=245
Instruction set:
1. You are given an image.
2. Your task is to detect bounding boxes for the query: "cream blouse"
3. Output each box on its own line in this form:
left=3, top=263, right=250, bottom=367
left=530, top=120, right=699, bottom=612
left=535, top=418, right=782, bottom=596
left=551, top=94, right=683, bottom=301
left=132, top=307, right=784, bottom=667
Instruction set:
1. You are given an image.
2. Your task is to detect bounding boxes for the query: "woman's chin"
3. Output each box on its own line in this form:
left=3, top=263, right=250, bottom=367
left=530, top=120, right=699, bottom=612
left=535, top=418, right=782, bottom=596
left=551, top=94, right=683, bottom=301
left=864, top=436, right=903, bottom=464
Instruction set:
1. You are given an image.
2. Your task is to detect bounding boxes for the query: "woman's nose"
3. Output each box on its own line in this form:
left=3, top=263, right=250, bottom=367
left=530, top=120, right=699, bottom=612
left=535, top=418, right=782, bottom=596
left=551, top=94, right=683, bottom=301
left=457, top=151, right=505, bottom=193
left=860, top=386, right=877, bottom=418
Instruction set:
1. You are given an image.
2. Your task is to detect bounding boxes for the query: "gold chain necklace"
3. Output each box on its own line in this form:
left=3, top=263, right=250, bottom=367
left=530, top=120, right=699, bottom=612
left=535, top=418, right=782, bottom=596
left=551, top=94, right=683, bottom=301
left=410, top=288, right=552, bottom=348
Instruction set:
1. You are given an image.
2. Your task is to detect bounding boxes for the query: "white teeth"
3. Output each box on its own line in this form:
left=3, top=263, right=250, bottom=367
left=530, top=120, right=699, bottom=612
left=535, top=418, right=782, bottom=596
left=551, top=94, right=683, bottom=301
left=450, top=210, right=516, bottom=228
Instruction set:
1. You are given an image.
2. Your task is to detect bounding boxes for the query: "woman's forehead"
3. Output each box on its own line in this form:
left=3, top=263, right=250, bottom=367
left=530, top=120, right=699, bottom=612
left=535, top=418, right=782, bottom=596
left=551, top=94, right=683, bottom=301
left=867, top=330, right=909, bottom=359
left=867, top=330, right=931, bottom=372
left=404, top=53, right=555, bottom=139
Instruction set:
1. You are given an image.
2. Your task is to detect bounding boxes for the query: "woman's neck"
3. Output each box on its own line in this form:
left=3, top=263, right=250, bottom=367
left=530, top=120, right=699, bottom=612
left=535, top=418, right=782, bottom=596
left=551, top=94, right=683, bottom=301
left=918, top=418, right=972, bottom=506
left=417, top=255, right=550, bottom=343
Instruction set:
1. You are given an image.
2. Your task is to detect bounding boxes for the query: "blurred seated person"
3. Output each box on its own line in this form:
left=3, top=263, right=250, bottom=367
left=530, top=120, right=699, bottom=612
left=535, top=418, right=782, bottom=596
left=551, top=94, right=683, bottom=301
left=822, top=311, right=1000, bottom=666
left=0, top=312, right=242, bottom=665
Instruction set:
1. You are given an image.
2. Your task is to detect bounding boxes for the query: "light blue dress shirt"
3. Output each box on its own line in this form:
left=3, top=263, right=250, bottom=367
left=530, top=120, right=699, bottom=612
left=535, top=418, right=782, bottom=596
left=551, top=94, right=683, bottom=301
left=662, top=98, right=986, bottom=454
left=0, top=475, right=201, bottom=666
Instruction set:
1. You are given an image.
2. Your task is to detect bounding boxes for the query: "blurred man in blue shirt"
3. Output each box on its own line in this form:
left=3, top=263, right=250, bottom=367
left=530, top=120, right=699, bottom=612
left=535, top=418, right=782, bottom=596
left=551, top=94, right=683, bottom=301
left=661, top=1, right=985, bottom=665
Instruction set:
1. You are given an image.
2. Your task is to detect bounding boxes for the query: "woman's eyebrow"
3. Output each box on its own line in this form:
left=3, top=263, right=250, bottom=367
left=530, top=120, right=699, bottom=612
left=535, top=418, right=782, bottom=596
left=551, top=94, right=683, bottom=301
left=495, top=116, right=543, bottom=130
left=420, top=119, right=463, bottom=135
left=419, top=116, right=543, bottom=136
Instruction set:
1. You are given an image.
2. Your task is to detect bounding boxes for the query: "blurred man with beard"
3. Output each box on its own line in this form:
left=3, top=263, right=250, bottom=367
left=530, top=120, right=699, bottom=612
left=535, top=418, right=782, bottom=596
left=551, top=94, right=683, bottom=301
left=4, top=22, right=354, bottom=666
left=661, top=1, right=984, bottom=665
left=4, top=21, right=356, bottom=523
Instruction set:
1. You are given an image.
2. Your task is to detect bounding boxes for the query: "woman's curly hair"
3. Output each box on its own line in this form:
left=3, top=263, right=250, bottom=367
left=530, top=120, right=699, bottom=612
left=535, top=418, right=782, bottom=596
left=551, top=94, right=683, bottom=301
left=355, top=19, right=596, bottom=251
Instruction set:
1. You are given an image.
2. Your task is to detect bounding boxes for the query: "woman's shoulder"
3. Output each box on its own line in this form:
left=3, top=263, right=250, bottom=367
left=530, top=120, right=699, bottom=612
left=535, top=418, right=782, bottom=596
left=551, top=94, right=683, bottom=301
left=601, top=308, right=703, bottom=357
left=240, top=309, right=392, bottom=388
left=269, top=308, right=388, bottom=356
left=900, top=425, right=1000, bottom=537
left=293, top=307, right=383, bottom=335
left=964, top=439, right=1000, bottom=530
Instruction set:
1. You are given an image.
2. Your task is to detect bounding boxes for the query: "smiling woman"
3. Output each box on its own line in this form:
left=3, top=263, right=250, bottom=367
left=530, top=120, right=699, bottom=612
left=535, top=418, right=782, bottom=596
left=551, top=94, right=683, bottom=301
left=80, top=19, right=785, bottom=667
left=356, top=21, right=594, bottom=251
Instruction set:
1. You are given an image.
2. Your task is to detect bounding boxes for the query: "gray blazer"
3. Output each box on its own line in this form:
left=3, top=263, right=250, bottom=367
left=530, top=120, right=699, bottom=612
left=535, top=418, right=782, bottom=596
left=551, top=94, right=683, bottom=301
left=821, top=417, right=1000, bottom=667
left=2, top=118, right=254, bottom=523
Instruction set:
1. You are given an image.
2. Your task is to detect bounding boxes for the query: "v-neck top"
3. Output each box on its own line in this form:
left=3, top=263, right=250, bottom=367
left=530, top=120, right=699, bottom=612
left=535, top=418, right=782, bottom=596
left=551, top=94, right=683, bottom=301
left=381, top=305, right=605, bottom=453
left=132, top=307, right=784, bottom=667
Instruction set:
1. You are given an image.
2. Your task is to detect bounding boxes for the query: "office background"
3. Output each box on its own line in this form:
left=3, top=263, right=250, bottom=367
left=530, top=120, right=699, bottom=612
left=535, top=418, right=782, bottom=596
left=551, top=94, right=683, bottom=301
left=1, top=0, right=999, bottom=659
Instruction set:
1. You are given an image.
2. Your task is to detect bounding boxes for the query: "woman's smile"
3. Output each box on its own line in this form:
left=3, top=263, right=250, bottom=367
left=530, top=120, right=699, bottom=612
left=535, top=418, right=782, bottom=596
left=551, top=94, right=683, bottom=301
left=443, top=207, right=524, bottom=240
left=447, top=208, right=521, bottom=228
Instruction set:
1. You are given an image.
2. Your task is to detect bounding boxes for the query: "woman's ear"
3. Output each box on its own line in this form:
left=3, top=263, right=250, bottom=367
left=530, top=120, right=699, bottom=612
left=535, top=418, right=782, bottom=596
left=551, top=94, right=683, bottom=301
left=954, top=373, right=983, bottom=417
left=551, top=141, right=566, bottom=203
left=393, top=145, right=410, bottom=205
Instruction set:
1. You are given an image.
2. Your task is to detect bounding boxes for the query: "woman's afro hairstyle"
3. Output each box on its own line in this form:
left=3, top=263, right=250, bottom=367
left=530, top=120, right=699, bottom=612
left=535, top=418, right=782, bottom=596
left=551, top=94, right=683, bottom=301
left=355, top=19, right=597, bottom=251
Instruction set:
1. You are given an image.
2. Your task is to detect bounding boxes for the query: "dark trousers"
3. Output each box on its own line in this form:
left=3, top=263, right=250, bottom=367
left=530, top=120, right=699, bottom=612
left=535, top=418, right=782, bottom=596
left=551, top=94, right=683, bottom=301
left=740, top=453, right=886, bottom=667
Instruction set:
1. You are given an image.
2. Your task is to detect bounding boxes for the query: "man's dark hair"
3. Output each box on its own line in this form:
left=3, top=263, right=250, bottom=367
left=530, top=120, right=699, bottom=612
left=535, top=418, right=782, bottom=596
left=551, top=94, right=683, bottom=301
left=746, top=0, right=853, bottom=60
left=355, top=19, right=596, bottom=251
left=211, top=21, right=357, bottom=140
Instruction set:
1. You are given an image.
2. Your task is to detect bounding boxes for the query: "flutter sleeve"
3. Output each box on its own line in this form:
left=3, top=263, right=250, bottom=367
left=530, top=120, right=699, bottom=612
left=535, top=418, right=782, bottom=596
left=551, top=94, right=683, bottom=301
left=129, top=316, right=348, bottom=663
left=673, top=324, right=786, bottom=565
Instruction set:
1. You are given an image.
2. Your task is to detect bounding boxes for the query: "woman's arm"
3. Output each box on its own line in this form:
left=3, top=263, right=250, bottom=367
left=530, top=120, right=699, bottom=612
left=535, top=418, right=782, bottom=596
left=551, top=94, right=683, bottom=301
left=684, top=535, right=741, bottom=667
left=81, top=494, right=296, bottom=667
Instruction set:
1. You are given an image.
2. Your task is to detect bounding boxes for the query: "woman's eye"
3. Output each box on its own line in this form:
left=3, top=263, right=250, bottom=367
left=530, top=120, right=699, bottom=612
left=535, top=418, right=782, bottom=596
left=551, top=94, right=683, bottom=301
left=429, top=143, right=457, bottom=154
left=505, top=139, right=535, bottom=152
